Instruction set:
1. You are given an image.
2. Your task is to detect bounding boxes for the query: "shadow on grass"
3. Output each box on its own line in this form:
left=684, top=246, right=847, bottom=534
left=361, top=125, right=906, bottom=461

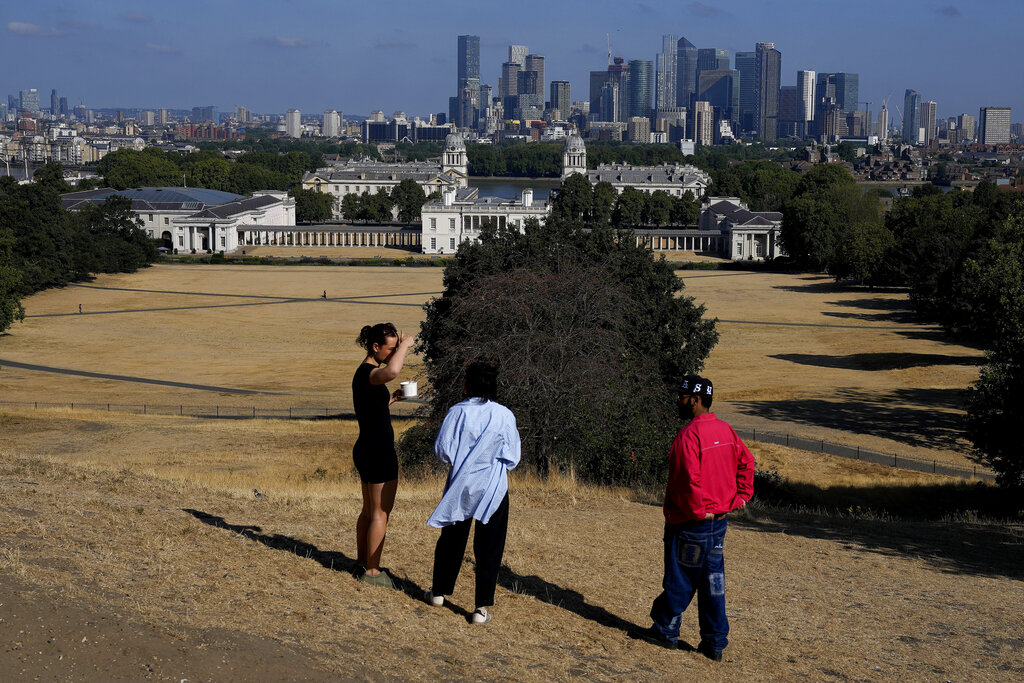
left=182, top=508, right=462, bottom=616
left=828, top=296, right=914, bottom=312
left=496, top=566, right=644, bottom=636
left=770, top=352, right=984, bottom=371
left=733, top=388, right=969, bottom=451
left=821, top=310, right=922, bottom=324
left=737, top=479, right=1024, bottom=580
left=772, top=279, right=908, bottom=295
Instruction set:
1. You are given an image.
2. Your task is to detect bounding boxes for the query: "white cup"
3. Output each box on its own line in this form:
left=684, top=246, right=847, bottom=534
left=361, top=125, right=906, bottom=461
left=401, top=381, right=418, bottom=398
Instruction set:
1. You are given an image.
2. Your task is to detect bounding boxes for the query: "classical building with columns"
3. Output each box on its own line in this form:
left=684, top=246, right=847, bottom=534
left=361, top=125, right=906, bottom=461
left=61, top=186, right=295, bottom=253
left=561, top=131, right=711, bottom=198
left=420, top=186, right=549, bottom=254
left=700, top=197, right=784, bottom=260
left=302, top=132, right=470, bottom=220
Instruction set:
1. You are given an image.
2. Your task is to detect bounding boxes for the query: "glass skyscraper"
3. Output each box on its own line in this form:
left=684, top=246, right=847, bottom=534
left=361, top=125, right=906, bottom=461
left=903, top=89, right=921, bottom=144
left=656, top=35, right=677, bottom=112
left=675, top=37, right=698, bottom=108
left=754, top=42, right=781, bottom=140
left=456, top=35, right=480, bottom=128
left=628, top=60, right=654, bottom=120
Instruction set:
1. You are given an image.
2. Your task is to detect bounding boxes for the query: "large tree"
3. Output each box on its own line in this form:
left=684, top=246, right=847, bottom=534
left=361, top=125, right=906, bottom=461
left=289, top=186, right=335, bottom=223
left=403, top=211, right=718, bottom=485
left=391, top=178, right=428, bottom=223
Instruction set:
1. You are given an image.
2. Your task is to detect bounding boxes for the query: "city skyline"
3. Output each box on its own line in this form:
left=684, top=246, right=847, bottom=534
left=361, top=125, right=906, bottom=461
left=2, top=0, right=1022, bottom=121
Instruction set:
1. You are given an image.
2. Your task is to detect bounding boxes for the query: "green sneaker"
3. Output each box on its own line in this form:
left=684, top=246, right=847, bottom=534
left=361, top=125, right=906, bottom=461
left=358, top=570, right=396, bottom=589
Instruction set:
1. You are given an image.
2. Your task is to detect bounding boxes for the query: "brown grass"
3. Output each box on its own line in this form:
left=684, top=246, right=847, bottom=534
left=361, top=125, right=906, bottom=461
left=0, top=408, right=1020, bottom=681
left=0, top=265, right=985, bottom=470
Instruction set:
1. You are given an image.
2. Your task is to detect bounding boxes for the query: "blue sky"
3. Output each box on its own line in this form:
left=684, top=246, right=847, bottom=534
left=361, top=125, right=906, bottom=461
left=2, top=0, right=1021, bottom=122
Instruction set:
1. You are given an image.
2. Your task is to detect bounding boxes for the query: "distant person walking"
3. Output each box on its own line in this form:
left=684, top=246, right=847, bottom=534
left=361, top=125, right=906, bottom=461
left=633, top=375, right=754, bottom=661
left=352, top=322, right=414, bottom=588
left=424, top=361, right=521, bottom=624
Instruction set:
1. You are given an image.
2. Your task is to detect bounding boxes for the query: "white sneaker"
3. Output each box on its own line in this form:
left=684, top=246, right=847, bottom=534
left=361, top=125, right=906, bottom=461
left=471, top=607, right=491, bottom=624
left=424, top=590, right=444, bottom=607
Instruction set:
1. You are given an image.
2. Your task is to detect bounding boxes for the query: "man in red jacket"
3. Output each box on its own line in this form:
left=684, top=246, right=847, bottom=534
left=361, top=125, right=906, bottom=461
left=632, top=375, right=754, bottom=661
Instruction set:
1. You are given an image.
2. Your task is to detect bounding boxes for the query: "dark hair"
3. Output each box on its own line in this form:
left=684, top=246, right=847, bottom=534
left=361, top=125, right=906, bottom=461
left=698, top=392, right=713, bottom=410
left=465, top=361, right=498, bottom=401
left=356, top=322, right=398, bottom=351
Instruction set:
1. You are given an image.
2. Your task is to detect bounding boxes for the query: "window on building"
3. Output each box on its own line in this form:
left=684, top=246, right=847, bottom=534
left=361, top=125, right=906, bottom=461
left=164, top=217, right=169, bottom=225
left=221, top=236, right=225, bottom=247
left=430, top=237, right=436, bottom=250
left=449, top=218, right=456, bottom=231
left=430, top=218, right=436, bottom=231
left=178, top=236, right=184, bottom=246
left=148, top=213, right=153, bottom=222
left=147, top=230, right=153, bottom=237
left=450, top=237, right=456, bottom=250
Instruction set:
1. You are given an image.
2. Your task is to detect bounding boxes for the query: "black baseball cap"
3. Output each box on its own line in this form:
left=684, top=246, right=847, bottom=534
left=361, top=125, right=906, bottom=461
left=678, top=375, right=713, bottom=397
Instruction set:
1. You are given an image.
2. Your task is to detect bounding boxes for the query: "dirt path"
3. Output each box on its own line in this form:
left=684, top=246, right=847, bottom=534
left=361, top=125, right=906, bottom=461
left=1, top=450, right=1020, bottom=681
left=0, top=579, right=351, bottom=681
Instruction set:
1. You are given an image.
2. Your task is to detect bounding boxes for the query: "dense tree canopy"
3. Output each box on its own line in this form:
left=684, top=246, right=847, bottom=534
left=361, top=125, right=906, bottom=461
left=0, top=178, right=157, bottom=334
left=551, top=174, right=700, bottom=230
left=289, top=186, right=335, bottom=223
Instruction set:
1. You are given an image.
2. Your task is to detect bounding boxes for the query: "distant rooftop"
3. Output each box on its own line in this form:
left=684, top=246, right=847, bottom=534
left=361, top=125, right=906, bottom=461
left=61, top=186, right=244, bottom=206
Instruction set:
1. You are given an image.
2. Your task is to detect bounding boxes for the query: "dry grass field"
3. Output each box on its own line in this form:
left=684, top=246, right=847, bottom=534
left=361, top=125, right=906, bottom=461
left=1, top=263, right=1017, bottom=680
left=0, top=408, right=1020, bottom=681
left=0, top=264, right=985, bottom=467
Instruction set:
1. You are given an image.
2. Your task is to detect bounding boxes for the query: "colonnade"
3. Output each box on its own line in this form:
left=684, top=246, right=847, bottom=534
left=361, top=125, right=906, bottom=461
left=637, top=234, right=723, bottom=252
left=239, top=229, right=421, bottom=248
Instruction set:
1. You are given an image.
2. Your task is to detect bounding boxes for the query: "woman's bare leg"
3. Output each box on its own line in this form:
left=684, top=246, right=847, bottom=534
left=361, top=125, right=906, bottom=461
left=361, top=479, right=397, bottom=574
left=356, top=482, right=373, bottom=568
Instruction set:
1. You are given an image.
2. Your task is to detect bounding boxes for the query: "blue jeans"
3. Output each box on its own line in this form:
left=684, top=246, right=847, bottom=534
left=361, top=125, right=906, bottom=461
left=650, top=516, right=729, bottom=653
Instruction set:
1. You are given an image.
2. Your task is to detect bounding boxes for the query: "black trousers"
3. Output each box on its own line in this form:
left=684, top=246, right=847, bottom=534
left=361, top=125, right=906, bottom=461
left=431, top=493, right=509, bottom=608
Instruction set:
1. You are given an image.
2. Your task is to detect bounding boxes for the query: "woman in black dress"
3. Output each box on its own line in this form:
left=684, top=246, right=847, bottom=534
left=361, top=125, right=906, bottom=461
left=352, top=322, right=414, bottom=588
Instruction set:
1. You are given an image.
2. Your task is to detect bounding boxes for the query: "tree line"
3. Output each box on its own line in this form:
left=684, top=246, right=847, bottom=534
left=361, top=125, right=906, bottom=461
left=781, top=164, right=1024, bottom=487
left=0, top=163, right=157, bottom=333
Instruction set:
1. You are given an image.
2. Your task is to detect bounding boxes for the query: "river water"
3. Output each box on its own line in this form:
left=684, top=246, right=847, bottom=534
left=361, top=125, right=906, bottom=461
left=471, top=177, right=561, bottom=200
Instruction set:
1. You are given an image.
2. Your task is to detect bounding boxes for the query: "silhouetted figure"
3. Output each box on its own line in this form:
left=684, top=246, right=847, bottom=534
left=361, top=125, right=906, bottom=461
left=322, top=290, right=327, bottom=299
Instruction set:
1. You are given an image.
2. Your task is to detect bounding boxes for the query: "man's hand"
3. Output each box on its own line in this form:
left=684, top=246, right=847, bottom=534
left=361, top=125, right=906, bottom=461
left=704, top=512, right=714, bottom=520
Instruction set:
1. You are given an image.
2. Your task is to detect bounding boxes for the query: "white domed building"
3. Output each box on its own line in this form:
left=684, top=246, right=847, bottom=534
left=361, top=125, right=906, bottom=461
left=302, top=131, right=469, bottom=220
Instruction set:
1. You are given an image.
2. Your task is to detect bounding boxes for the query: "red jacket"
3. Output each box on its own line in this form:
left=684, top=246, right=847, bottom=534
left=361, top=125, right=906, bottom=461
left=663, top=413, right=755, bottom=524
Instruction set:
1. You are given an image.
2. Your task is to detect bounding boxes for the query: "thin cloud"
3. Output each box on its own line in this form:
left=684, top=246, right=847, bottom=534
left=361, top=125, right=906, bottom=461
left=56, top=18, right=103, bottom=31
left=637, top=3, right=655, bottom=14
left=122, top=12, right=153, bottom=24
left=146, top=43, right=181, bottom=55
left=373, top=38, right=416, bottom=49
left=253, top=36, right=319, bottom=48
left=7, top=21, right=64, bottom=37
left=688, top=2, right=728, bottom=18
left=937, top=5, right=961, bottom=18
left=578, top=43, right=599, bottom=54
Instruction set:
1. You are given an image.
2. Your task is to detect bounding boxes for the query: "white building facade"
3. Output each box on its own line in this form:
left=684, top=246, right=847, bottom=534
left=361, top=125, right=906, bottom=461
left=420, top=186, right=548, bottom=254
left=61, top=187, right=295, bottom=253
left=700, top=196, right=784, bottom=261
left=302, top=132, right=470, bottom=220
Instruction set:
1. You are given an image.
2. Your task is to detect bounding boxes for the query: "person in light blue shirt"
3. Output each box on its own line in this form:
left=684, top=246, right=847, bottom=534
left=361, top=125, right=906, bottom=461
left=424, top=361, right=521, bottom=624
